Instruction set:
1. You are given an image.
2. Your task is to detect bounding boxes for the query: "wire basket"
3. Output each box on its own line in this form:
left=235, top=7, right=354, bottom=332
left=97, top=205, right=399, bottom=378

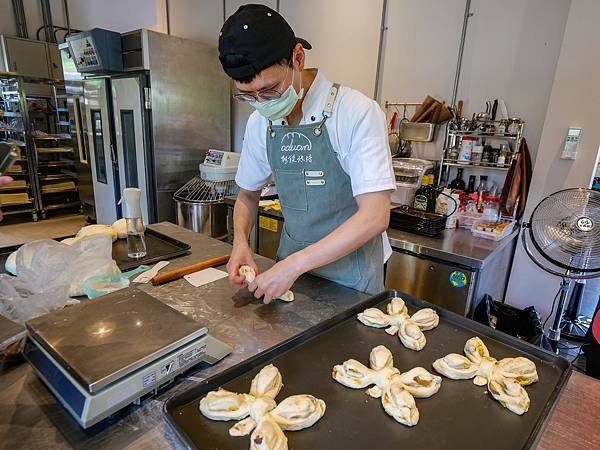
left=390, top=205, right=448, bottom=237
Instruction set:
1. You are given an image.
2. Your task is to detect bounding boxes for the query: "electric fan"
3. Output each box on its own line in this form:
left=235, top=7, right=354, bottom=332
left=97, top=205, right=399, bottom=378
left=521, top=188, right=600, bottom=351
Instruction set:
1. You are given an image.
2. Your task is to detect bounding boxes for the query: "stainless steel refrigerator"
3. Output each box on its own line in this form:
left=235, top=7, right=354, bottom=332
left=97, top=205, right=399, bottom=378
left=61, top=28, right=230, bottom=224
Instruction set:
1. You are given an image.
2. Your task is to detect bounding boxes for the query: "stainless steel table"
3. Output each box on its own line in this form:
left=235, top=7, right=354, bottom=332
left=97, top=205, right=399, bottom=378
left=0, top=222, right=369, bottom=449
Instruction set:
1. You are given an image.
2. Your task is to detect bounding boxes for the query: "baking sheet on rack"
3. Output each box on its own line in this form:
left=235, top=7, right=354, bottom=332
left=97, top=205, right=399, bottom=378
left=165, top=291, right=570, bottom=450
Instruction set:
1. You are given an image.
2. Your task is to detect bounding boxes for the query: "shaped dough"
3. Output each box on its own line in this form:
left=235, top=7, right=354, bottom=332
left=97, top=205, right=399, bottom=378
left=5, top=250, right=17, bottom=275
left=332, top=359, right=375, bottom=389
left=76, top=224, right=118, bottom=242
left=382, top=382, right=419, bottom=426
left=387, top=297, right=409, bottom=317
left=250, top=364, right=283, bottom=398
left=432, top=354, right=478, bottom=379
left=199, top=389, right=250, bottom=421
left=200, top=364, right=326, bottom=449
left=398, top=320, right=427, bottom=351
left=410, top=308, right=440, bottom=331
left=251, top=416, right=288, bottom=450
left=356, top=298, right=437, bottom=351
left=111, top=218, right=128, bottom=239
left=495, top=357, right=539, bottom=386
left=464, top=337, right=490, bottom=364
left=357, top=307, right=391, bottom=328
left=270, top=395, right=326, bottom=431
left=473, top=356, right=498, bottom=386
left=60, top=237, right=80, bottom=245
left=397, top=367, right=442, bottom=398
left=332, top=345, right=441, bottom=428
left=239, top=265, right=294, bottom=302
left=488, top=376, right=530, bottom=415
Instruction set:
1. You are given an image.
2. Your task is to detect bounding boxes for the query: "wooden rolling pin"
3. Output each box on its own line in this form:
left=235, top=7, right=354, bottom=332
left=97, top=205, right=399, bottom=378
left=150, top=255, right=230, bottom=286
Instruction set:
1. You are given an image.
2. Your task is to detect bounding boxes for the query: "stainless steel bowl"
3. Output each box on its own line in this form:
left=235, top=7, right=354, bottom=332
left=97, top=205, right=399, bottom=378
left=175, top=199, right=228, bottom=238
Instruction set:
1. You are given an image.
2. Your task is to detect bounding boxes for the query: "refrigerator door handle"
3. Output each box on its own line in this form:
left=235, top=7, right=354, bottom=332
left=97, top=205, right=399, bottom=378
left=110, top=143, right=118, bottom=167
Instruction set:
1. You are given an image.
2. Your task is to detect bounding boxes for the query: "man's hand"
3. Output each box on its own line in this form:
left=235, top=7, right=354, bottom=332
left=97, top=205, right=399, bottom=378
left=248, top=256, right=300, bottom=304
left=227, top=242, right=259, bottom=289
left=0, top=176, right=13, bottom=222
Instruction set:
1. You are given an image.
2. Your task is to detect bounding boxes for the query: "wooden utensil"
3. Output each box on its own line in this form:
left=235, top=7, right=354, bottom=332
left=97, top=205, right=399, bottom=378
left=150, top=255, right=230, bottom=286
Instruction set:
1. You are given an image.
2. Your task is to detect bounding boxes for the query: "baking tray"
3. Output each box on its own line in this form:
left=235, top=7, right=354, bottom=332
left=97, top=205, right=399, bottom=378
left=164, top=291, right=571, bottom=450
left=0, top=229, right=190, bottom=273
left=113, top=227, right=190, bottom=270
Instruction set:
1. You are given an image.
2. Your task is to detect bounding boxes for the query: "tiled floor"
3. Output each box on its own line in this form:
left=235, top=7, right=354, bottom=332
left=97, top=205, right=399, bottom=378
left=0, top=214, right=87, bottom=248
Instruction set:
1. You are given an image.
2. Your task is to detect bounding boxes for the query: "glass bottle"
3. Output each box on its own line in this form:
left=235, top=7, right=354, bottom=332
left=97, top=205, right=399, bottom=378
left=466, top=175, right=476, bottom=194
left=413, top=176, right=429, bottom=211
left=477, top=176, right=488, bottom=213
left=448, top=168, right=466, bottom=190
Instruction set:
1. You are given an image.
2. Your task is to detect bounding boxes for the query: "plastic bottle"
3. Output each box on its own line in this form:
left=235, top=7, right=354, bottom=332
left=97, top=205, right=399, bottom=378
left=121, top=188, right=147, bottom=259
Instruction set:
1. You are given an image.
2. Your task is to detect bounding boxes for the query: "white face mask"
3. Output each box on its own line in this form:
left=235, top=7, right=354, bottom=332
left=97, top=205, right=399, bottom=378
left=250, top=68, right=304, bottom=121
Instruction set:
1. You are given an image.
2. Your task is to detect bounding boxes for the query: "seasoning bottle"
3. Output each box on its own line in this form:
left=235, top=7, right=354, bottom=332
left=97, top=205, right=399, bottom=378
left=476, top=176, right=488, bottom=213
left=413, top=176, right=429, bottom=211
left=497, top=144, right=509, bottom=165
left=466, top=175, right=476, bottom=194
left=121, top=188, right=147, bottom=259
left=448, top=168, right=466, bottom=190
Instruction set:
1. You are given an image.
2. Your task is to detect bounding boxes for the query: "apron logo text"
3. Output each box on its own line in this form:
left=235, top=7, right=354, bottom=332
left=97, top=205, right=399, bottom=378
left=281, top=132, right=312, bottom=152
left=281, top=154, right=313, bottom=165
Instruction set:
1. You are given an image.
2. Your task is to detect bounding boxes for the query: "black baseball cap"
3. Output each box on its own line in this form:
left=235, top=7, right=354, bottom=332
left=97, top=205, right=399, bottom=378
left=218, top=4, right=311, bottom=80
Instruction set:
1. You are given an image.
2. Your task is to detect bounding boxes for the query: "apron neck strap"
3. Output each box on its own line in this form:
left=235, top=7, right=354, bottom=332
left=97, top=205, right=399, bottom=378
left=322, top=83, right=341, bottom=119
left=267, top=83, right=341, bottom=137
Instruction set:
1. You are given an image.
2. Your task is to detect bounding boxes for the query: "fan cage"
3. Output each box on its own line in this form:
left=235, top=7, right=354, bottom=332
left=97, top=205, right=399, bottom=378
left=528, top=188, right=600, bottom=273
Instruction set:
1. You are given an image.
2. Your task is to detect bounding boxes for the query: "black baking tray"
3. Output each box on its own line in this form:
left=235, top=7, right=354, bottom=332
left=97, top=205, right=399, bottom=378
left=0, top=229, right=190, bottom=273
left=113, top=227, right=191, bottom=270
left=164, top=291, right=571, bottom=450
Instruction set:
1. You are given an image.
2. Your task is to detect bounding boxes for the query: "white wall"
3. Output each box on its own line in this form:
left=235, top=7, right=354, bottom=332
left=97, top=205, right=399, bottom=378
left=506, top=0, right=600, bottom=320
left=380, top=0, right=570, bottom=165
left=0, top=0, right=164, bottom=37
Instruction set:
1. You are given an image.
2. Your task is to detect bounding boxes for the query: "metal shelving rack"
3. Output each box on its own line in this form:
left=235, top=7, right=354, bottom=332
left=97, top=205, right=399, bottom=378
left=438, top=120, right=525, bottom=186
left=0, top=73, right=81, bottom=221
left=0, top=73, right=38, bottom=220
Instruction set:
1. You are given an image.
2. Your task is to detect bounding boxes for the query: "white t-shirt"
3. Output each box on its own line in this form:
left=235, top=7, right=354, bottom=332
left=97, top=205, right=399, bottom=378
left=235, top=69, right=395, bottom=262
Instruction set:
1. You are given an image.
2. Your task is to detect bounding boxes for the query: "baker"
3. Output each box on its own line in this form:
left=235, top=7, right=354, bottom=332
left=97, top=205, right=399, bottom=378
left=220, top=4, right=395, bottom=303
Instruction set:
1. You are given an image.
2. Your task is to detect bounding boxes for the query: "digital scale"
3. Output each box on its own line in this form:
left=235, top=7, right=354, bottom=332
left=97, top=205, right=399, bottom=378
left=23, top=288, right=232, bottom=428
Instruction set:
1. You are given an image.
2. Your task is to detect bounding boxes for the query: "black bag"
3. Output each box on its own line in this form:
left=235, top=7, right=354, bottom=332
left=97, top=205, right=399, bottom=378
left=473, top=294, right=553, bottom=351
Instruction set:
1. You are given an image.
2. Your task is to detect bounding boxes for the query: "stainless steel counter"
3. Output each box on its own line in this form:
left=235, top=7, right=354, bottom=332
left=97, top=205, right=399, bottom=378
left=0, top=222, right=369, bottom=449
left=387, top=227, right=519, bottom=269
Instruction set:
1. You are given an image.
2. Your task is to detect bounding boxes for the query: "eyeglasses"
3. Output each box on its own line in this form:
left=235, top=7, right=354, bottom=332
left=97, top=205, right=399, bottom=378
left=233, top=67, right=292, bottom=103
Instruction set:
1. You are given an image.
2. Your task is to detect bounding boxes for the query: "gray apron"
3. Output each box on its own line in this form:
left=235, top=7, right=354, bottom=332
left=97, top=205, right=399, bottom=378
left=265, top=83, right=384, bottom=294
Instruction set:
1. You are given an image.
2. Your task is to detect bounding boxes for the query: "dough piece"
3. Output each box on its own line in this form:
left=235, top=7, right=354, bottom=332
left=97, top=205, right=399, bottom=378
left=473, top=356, right=498, bottom=386
left=229, top=395, right=278, bottom=436
left=76, top=224, right=118, bottom=242
left=387, top=297, right=409, bottom=317
left=199, top=389, right=250, bottom=421
left=369, top=345, right=395, bottom=370
left=397, top=367, right=442, bottom=398
left=5, top=250, right=17, bottom=275
left=111, top=218, right=128, bottom=239
left=357, top=307, right=391, bottom=328
left=488, top=376, right=530, bottom=415
left=239, top=265, right=294, bottom=302
left=410, top=308, right=439, bottom=331
left=60, top=237, right=80, bottom=245
left=270, top=395, right=326, bottom=431
left=332, top=359, right=375, bottom=389
left=250, top=416, right=288, bottom=450
left=250, top=364, right=284, bottom=399
left=397, top=320, right=427, bottom=351
left=432, top=354, right=478, bottom=379
left=495, top=357, right=539, bottom=386
left=464, top=337, right=490, bottom=364
left=382, top=382, right=419, bottom=426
